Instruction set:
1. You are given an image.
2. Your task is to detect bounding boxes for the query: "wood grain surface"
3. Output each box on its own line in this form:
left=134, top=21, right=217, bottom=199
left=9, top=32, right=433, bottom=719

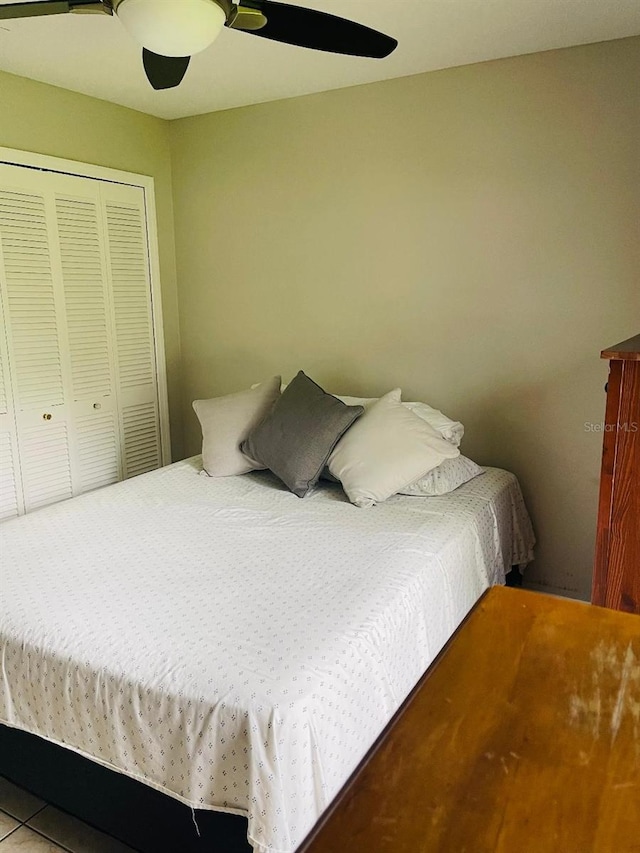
left=297, top=587, right=640, bottom=853
left=593, top=340, right=640, bottom=613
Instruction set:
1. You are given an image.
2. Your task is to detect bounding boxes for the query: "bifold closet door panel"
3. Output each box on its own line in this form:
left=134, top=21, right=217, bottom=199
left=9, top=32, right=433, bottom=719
left=54, top=176, right=122, bottom=492
left=100, top=182, right=161, bottom=479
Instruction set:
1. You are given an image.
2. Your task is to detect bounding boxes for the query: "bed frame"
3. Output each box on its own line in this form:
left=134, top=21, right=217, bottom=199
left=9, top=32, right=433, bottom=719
left=0, top=725, right=250, bottom=853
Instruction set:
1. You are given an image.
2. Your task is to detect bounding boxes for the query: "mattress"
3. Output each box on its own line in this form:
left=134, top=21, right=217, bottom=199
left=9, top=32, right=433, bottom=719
left=0, top=457, right=534, bottom=853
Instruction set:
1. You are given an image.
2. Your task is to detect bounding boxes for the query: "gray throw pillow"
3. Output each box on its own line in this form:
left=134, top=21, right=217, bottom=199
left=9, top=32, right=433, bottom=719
left=241, top=371, right=363, bottom=498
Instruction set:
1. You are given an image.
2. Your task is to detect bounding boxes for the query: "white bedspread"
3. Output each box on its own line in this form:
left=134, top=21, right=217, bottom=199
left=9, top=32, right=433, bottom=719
left=0, top=458, right=534, bottom=853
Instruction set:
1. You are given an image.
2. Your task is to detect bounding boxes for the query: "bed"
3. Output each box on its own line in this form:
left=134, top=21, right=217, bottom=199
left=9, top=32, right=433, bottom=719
left=0, top=456, right=534, bottom=853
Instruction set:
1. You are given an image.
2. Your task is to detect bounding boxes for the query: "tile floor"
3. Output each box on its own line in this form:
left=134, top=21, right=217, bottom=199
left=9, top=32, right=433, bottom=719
left=0, top=777, right=136, bottom=853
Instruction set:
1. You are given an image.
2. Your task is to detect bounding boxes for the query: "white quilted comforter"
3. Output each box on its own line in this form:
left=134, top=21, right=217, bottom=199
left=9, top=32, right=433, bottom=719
left=0, top=457, right=534, bottom=852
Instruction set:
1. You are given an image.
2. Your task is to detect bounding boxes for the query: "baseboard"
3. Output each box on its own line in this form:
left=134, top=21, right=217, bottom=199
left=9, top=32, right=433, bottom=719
left=523, top=581, right=588, bottom=602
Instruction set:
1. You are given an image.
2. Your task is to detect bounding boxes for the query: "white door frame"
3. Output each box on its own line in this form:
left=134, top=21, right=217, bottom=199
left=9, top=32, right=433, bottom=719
left=0, top=146, right=171, bottom=465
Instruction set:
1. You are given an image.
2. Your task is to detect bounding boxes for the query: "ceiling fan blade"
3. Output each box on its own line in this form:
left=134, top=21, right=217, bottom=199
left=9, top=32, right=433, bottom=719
left=142, top=49, right=190, bottom=90
left=0, top=1, right=70, bottom=18
left=239, top=0, right=397, bottom=58
left=0, top=0, right=107, bottom=19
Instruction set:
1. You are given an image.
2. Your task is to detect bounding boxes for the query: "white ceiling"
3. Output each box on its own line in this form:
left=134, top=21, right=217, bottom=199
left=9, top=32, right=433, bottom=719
left=0, top=0, right=638, bottom=120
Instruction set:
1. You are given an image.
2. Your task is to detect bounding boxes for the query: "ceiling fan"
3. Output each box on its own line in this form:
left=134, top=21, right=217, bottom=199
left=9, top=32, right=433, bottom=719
left=0, top=0, right=398, bottom=90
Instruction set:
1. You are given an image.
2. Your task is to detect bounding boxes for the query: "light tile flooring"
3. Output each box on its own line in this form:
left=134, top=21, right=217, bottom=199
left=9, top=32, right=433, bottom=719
left=0, top=777, right=136, bottom=853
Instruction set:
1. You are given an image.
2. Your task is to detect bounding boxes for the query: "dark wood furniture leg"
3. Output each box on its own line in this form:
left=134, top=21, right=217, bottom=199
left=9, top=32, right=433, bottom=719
left=505, top=565, right=523, bottom=587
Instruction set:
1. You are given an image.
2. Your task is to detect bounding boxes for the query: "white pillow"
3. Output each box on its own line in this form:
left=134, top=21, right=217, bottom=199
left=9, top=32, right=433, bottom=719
left=399, top=455, right=484, bottom=496
left=193, top=376, right=281, bottom=476
left=335, top=395, right=463, bottom=446
left=328, top=389, right=460, bottom=508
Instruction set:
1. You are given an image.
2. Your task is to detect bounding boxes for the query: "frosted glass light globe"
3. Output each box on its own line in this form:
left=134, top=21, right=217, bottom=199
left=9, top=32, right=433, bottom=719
left=116, top=0, right=226, bottom=57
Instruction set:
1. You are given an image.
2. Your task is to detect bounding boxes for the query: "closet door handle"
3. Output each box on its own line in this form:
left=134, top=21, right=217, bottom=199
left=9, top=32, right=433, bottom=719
left=42, top=413, right=52, bottom=421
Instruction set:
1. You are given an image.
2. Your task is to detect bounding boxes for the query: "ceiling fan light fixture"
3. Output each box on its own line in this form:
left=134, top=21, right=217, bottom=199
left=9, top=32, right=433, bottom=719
left=115, top=0, right=226, bottom=57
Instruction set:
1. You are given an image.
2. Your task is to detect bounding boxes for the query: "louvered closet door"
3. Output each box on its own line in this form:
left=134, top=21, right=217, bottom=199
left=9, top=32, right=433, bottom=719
left=0, top=162, right=163, bottom=517
left=100, top=183, right=161, bottom=479
left=53, top=174, right=122, bottom=493
left=0, top=168, right=74, bottom=511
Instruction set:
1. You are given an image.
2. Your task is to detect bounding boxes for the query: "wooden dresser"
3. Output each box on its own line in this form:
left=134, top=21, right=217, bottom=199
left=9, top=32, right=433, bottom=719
left=592, top=334, right=640, bottom=614
left=296, top=587, right=640, bottom=853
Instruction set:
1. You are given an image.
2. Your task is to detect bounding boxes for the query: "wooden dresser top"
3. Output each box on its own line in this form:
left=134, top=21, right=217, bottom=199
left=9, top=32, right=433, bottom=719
left=601, top=333, right=640, bottom=361
left=297, top=586, right=640, bottom=853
